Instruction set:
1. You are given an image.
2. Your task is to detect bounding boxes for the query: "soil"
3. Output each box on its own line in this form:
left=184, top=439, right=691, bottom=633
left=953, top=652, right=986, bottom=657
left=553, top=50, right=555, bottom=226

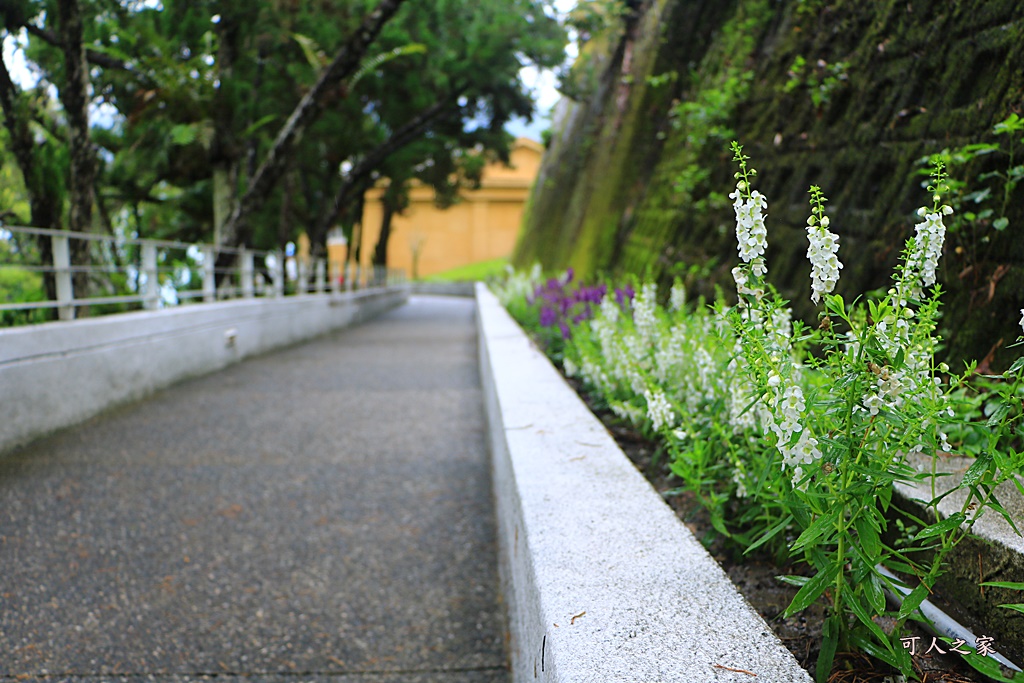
left=565, top=376, right=988, bottom=683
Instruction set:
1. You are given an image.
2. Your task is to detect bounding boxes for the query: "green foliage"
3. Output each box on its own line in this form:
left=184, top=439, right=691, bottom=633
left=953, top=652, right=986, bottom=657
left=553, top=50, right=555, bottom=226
left=498, top=148, right=1024, bottom=681
left=0, top=232, right=47, bottom=325
left=923, top=113, right=1024, bottom=272
left=425, top=257, right=509, bottom=283
left=564, top=0, right=629, bottom=48
left=782, top=55, right=849, bottom=110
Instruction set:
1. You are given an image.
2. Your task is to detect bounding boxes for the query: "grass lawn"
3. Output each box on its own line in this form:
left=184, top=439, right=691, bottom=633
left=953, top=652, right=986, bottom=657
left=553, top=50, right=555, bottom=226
left=422, top=257, right=509, bottom=282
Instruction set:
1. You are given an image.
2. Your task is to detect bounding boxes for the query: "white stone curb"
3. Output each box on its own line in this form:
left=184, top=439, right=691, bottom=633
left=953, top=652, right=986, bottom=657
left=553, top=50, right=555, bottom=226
left=475, top=282, right=812, bottom=683
left=0, top=287, right=408, bottom=456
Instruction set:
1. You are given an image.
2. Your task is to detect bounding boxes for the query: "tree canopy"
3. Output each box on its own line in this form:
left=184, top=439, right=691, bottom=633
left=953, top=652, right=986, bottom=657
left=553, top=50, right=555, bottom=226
left=0, top=0, right=566, bottom=267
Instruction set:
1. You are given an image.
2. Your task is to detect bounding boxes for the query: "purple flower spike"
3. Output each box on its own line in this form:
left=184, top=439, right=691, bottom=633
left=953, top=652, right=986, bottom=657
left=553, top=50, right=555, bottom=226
left=539, top=307, right=557, bottom=327
left=559, top=321, right=571, bottom=340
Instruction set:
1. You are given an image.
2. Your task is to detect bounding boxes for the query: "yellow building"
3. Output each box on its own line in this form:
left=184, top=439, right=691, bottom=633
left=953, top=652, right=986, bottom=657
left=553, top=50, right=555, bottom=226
left=341, top=137, right=543, bottom=279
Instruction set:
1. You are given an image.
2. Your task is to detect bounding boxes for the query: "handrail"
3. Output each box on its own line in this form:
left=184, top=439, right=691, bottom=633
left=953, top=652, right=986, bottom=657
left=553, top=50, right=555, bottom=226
left=0, top=225, right=258, bottom=254
left=0, top=225, right=406, bottom=323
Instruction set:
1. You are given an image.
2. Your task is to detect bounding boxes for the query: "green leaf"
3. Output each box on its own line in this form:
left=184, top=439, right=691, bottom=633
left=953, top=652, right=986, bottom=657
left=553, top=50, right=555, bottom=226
left=897, top=583, right=930, bottom=621
left=963, top=452, right=994, bottom=485
left=292, top=32, right=326, bottom=69
left=915, top=512, right=966, bottom=540
left=981, top=581, right=1024, bottom=590
left=987, top=494, right=1023, bottom=536
left=956, top=643, right=1024, bottom=682
left=791, top=509, right=839, bottom=552
left=878, top=484, right=893, bottom=512
left=785, top=563, right=840, bottom=617
left=854, top=514, right=881, bottom=559
left=241, top=114, right=277, bottom=138
left=776, top=574, right=809, bottom=588
left=988, top=403, right=1012, bottom=427
left=816, top=614, right=841, bottom=683
left=350, top=44, right=428, bottom=89
left=994, top=216, right=1010, bottom=231
left=847, top=590, right=892, bottom=646
left=865, top=573, right=886, bottom=614
left=849, top=631, right=900, bottom=669
left=744, top=514, right=793, bottom=555
left=709, top=511, right=731, bottom=538
left=170, top=124, right=197, bottom=146
left=999, top=604, right=1024, bottom=614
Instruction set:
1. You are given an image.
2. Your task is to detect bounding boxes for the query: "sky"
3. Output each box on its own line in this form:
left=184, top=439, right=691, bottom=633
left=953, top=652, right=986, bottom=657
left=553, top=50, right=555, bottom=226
left=1, top=1, right=577, bottom=142
left=506, top=64, right=565, bottom=141
left=507, top=0, right=578, bottom=142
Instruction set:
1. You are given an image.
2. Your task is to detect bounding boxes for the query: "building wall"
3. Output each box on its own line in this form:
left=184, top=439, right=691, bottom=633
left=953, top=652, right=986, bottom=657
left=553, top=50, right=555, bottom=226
left=350, top=138, right=543, bottom=278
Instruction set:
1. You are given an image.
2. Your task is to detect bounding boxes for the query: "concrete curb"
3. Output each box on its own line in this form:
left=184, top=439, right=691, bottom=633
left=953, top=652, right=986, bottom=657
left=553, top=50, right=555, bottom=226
left=1, top=287, right=408, bottom=456
left=894, top=454, right=1024, bottom=664
left=475, top=283, right=811, bottom=683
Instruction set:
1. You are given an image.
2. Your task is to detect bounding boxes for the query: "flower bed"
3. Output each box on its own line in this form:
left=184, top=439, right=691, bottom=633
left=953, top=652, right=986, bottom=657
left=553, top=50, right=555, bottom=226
left=476, top=282, right=812, bottom=682
left=492, top=145, right=1024, bottom=683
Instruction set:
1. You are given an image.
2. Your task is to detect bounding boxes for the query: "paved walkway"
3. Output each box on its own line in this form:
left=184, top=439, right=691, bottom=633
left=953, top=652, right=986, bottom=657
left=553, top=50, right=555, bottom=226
left=0, top=296, right=508, bottom=682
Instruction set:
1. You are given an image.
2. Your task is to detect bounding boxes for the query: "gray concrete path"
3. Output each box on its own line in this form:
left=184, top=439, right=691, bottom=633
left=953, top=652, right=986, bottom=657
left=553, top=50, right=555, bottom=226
left=0, top=296, right=508, bottom=682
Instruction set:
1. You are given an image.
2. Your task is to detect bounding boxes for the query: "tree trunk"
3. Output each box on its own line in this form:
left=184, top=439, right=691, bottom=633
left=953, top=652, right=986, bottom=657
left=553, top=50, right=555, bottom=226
left=278, top=170, right=294, bottom=256
left=349, top=187, right=368, bottom=267
left=372, top=198, right=396, bottom=267
left=217, top=0, right=408, bottom=250
left=56, top=0, right=94, bottom=235
left=211, top=6, right=242, bottom=246
left=212, top=166, right=236, bottom=245
left=0, top=44, right=63, bottom=309
left=57, top=0, right=96, bottom=313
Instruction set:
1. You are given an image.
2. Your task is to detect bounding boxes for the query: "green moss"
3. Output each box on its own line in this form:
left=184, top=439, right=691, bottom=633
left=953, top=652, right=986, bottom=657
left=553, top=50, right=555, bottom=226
left=517, top=0, right=1024, bottom=368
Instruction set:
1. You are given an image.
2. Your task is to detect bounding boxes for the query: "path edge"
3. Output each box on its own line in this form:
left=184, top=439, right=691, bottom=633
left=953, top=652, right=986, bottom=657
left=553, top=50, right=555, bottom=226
left=1, top=287, right=408, bottom=456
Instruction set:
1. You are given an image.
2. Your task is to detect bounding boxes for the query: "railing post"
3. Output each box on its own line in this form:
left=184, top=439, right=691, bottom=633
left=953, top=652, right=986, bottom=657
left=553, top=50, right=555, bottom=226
left=272, top=251, right=284, bottom=297
left=142, top=241, right=159, bottom=310
left=52, top=234, right=74, bottom=321
left=315, top=258, right=325, bottom=294
left=203, top=245, right=216, bottom=302
left=346, top=262, right=353, bottom=293
left=297, top=259, right=308, bottom=295
left=240, top=249, right=254, bottom=298
left=330, top=259, right=341, bottom=295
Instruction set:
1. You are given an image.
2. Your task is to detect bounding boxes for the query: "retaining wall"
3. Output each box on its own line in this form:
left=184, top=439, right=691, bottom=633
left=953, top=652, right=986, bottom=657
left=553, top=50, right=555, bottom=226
left=0, top=287, right=408, bottom=455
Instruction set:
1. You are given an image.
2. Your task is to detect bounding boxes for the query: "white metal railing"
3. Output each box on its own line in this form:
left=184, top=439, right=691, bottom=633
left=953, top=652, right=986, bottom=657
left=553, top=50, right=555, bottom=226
left=0, top=226, right=406, bottom=324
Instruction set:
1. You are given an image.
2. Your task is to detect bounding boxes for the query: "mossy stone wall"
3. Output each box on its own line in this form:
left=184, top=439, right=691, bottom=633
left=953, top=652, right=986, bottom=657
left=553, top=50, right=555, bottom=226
left=515, top=0, right=1024, bottom=368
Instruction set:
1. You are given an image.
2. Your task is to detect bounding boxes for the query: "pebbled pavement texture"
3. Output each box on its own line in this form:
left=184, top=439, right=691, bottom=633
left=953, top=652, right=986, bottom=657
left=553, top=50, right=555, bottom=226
left=0, top=296, right=508, bottom=682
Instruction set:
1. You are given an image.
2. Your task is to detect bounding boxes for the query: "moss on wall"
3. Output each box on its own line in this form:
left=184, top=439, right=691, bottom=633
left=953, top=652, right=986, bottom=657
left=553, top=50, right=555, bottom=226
left=515, top=0, right=1024, bottom=369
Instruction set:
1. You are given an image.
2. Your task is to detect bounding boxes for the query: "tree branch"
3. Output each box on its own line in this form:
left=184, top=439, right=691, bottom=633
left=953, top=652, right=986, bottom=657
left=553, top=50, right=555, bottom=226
left=311, top=95, right=456, bottom=245
left=23, top=23, right=139, bottom=74
left=218, top=0, right=409, bottom=249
